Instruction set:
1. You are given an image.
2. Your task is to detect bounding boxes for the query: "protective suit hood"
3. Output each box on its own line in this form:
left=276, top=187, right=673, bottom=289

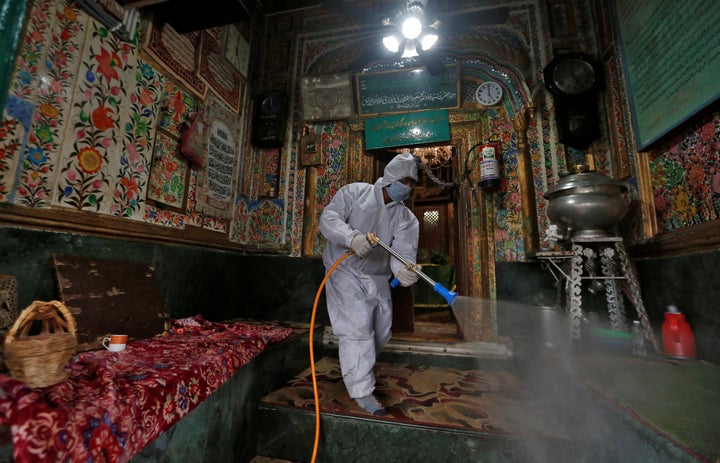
left=375, top=151, right=418, bottom=187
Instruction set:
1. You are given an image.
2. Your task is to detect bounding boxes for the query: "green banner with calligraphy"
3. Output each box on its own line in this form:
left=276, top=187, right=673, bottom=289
left=364, top=110, right=450, bottom=150
left=356, top=65, right=459, bottom=116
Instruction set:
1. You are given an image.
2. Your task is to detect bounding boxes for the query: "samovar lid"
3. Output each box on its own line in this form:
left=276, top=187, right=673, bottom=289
left=544, top=171, right=628, bottom=199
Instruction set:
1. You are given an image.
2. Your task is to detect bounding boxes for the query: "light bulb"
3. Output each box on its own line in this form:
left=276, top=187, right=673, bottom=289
left=419, top=30, right=438, bottom=50
left=383, top=35, right=401, bottom=53
left=401, top=16, right=422, bottom=40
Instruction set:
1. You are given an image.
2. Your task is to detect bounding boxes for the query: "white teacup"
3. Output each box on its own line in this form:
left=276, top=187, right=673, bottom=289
left=103, top=334, right=128, bottom=352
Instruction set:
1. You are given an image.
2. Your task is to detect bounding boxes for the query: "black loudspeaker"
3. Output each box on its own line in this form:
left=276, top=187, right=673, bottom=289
left=252, top=92, right=287, bottom=148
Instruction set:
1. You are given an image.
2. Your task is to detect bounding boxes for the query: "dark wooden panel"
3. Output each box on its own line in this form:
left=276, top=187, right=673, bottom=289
left=54, top=254, right=168, bottom=349
left=391, top=286, right=414, bottom=333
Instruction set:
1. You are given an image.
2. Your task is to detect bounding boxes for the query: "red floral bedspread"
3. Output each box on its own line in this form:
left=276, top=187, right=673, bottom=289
left=0, top=316, right=293, bottom=462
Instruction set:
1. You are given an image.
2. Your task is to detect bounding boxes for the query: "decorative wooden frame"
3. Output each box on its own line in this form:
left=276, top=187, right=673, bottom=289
left=300, top=73, right=353, bottom=122
left=223, top=24, right=250, bottom=78
left=299, top=129, right=322, bottom=166
left=634, top=151, right=658, bottom=240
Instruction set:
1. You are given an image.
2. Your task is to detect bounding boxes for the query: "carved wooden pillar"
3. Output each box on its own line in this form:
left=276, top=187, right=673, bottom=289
left=513, top=104, right=539, bottom=258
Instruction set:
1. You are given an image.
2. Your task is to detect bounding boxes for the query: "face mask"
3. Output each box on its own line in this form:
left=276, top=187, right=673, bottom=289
left=387, top=181, right=412, bottom=202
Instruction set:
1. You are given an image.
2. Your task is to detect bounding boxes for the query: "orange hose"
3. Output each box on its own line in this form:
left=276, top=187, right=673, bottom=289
left=309, top=252, right=350, bottom=463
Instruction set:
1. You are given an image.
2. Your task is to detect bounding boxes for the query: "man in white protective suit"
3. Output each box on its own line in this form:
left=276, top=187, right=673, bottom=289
left=319, top=151, right=421, bottom=416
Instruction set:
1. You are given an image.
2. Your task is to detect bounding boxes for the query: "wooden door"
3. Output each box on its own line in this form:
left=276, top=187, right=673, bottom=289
left=414, top=204, right=450, bottom=253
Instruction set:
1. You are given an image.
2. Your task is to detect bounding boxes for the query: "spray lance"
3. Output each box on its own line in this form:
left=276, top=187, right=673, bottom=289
left=366, top=233, right=458, bottom=305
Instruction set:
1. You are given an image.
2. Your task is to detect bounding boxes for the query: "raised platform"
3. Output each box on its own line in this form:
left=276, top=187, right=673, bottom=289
left=322, top=325, right=514, bottom=360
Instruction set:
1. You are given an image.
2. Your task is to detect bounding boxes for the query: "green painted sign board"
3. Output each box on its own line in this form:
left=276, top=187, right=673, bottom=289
left=356, top=65, right=459, bottom=116
left=364, top=109, right=450, bottom=150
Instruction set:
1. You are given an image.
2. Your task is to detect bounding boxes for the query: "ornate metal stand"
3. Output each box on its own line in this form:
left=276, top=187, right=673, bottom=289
left=537, top=237, right=659, bottom=352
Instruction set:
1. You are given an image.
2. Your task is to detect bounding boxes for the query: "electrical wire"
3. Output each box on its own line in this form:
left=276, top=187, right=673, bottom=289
left=309, top=251, right=350, bottom=463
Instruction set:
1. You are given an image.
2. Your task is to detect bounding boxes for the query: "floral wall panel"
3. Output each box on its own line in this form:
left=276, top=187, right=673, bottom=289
left=312, top=121, right=348, bottom=255
left=142, top=204, right=187, bottom=228
left=247, top=199, right=284, bottom=243
left=650, top=112, right=720, bottom=231
left=0, top=0, right=254, bottom=245
left=146, top=129, right=187, bottom=210
left=154, top=82, right=197, bottom=228
left=229, top=199, right=250, bottom=244
left=185, top=169, right=202, bottom=227
left=55, top=21, right=132, bottom=212
left=0, top=109, right=25, bottom=201
left=157, top=85, right=195, bottom=138
left=259, top=147, right=280, bottom=198
left=199, top=215, right=228, bottom=233
left=485, top=106, right=524, bottom=262
left=109, top=57, right=163, bottom=218
left=11, top=1, right=86, bottom=208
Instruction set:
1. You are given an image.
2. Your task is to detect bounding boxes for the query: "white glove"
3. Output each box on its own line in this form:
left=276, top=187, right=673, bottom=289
left=350, top=233, right=372, bottom=258
left=395, top=265, right=420, bottom=287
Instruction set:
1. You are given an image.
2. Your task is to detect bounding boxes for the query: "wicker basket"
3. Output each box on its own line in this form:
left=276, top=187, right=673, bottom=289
left=3, top=300, right=77, bottom=388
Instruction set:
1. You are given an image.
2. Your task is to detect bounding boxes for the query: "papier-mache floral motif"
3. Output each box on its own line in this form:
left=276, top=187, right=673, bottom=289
left=147, top=129, right=187, bottom=210
left=56, top=23, right=130, bottom=211
left=110, top=58, right=163, bottom=218
left=12, top=1, right=84, bottom=208
left=650, top=115, right=720, bottom=231
left=0, top=115, right=23, bottom=203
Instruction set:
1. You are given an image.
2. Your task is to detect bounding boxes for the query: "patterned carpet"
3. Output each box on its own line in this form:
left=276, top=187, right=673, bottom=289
left=261, top=357, right=569, bottom=438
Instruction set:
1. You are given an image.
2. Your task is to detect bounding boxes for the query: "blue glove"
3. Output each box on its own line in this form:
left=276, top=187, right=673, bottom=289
left=395, top=265, right=420, bottom=287
left=350, top=234, right=372, bottom=258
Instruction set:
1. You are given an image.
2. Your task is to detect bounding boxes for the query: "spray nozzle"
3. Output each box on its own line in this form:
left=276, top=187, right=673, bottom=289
left=389, top=277, right=457, bottom=305
left=433, top=282, right=458, bottom=305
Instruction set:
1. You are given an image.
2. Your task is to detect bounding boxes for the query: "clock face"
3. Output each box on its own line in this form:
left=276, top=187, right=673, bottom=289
left=475, top=81, right=503, bottom=106
left=261, top=96, right=280, bottom=114
left=552, top=58, right=597, bottom=95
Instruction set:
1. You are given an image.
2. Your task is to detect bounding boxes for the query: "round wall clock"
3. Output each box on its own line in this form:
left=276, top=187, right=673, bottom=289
left=543, top=53, right=604, bottom=148
left=543, top=53, right=603, bottom=98
left=253, top=92, right=287, bottom=148
left=260, top=94, right=282, bottom=114
left=475, top=81, right=504, bottom=106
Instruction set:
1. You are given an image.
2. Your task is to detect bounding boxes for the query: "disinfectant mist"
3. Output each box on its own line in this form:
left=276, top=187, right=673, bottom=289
left=450, top=296, right=489, bottom=337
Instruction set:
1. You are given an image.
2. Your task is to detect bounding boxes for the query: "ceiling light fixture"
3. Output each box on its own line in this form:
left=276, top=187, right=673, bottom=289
left=382, top=1, right=440, bottom=58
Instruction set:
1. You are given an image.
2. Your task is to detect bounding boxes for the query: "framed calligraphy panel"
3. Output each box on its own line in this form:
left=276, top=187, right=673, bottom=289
left=614, top=0, right=720, bottom=150
left=196, top=95, right=239, bottom=218
left=355, top=65, right=459, bottom=116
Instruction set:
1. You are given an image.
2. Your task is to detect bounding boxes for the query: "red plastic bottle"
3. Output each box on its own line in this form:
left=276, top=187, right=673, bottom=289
left=662, top=305, right=697, bottom=359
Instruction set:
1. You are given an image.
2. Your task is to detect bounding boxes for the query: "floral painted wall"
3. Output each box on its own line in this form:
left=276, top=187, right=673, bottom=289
left=0, top=0, right=267, bottom=243
left=648, top=110, right=720, bottom=231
